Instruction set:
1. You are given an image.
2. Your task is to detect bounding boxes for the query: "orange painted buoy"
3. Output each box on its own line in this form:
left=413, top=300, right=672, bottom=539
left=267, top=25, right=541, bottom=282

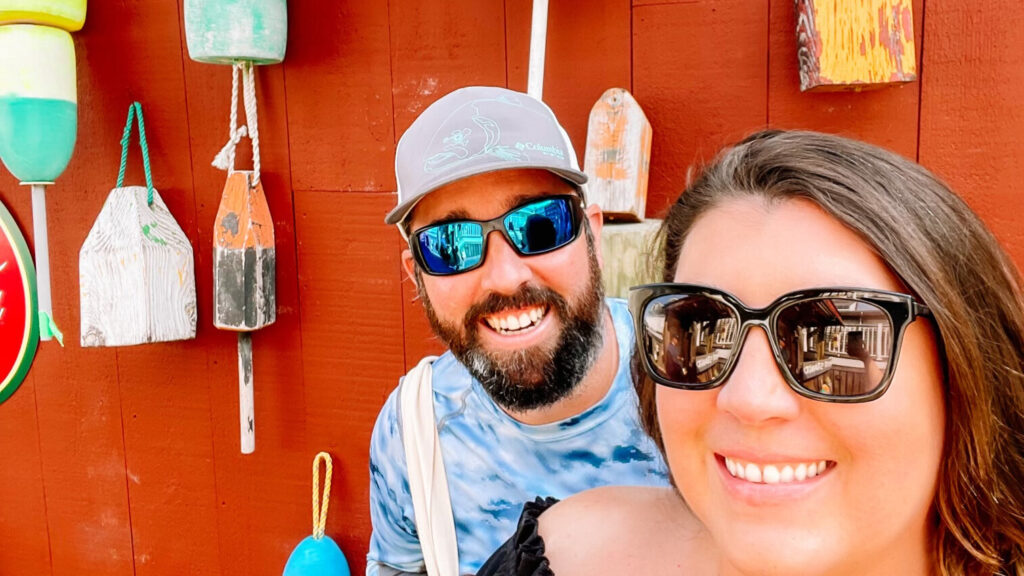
left=213, top=170, right=275, bottom=332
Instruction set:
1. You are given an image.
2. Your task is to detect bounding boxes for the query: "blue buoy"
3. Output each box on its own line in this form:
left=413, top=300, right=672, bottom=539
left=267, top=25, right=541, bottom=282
left=282, top=535, right=350, bottom=576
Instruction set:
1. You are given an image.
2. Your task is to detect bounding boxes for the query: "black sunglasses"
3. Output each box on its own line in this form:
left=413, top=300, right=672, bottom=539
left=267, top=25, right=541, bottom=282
left=410, top=194, right=585, bottom=276
left=628, top=284, right=933, bottom=403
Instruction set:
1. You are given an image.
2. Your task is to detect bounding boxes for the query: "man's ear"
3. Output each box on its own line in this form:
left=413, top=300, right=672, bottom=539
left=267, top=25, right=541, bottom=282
left=401, top=248, right=419, bottom=288
left=585, top=203, right=605, bottom=270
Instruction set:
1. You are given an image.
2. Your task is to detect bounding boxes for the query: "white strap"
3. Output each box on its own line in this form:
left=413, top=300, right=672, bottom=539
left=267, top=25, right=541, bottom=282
left=399, top=356, right=459, bottom=576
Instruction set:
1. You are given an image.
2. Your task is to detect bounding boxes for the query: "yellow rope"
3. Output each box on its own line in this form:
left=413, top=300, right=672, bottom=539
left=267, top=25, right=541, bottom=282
left=312, top=452, right=333, bottom=539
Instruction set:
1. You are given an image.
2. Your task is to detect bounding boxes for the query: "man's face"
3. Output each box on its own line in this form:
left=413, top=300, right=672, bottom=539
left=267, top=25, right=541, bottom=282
left=401, top=169, right=606, bottom=412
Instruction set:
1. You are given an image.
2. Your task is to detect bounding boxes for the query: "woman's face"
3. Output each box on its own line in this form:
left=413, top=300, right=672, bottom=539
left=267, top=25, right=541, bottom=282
left=662, top=198, right=945, bottom=576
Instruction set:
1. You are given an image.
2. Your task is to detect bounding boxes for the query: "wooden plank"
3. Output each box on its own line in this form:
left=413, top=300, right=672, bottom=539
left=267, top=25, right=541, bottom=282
left=388, top=0, right=507, bottom=137
left=284, top=1, right=394, bottom=192
left=918, top=1, right=1024, bottom=268
left=178, top=10, right=309, bottom=572
left=295, top=191, right=406, bottom=574
left=768, top=0, right=922, bottom=159
left=0, top=375, right=52, bottom=575
left=633, top=0, right=769, bottom=217
left=506, top=0, right=631, bottom=165
left=600, top=219, right=662, bottom=298
left=796, top=0, right=916, bottom=91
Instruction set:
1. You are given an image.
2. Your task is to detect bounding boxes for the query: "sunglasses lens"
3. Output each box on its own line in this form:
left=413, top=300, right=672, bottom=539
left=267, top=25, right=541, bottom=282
left=641, top=294, right=739, bottom=386
left=416, top=222, right=484, bottom=274
left=504, top=197, right=577, bottom=255
left=775, top=298, right=893, bottom=397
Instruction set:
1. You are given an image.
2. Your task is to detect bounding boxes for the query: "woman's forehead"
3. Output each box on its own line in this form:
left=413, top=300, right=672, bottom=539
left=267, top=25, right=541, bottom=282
left=673, top=197, right=903, bottom=307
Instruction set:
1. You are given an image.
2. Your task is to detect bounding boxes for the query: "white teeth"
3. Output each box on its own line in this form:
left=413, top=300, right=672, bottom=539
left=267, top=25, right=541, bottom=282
left=744, top=463, right=762, bottom=483
left=780, top=465, right=794, bottom=482
left=795, top=463, right=807, bottom=481
left=723, top=457, right=830, bottom=485
left=484, top=307, right=546, bottom=334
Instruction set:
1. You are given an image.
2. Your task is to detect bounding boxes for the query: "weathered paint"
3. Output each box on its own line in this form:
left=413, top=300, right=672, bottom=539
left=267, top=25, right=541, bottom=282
left=583, top=88, right=652, bottom=222
left=796, top=0, right=917, bottom=91
left=237, top=332, right=254, bottom=454
left=184, top=0, right=287, bottom=65
left=599, top=219, right=662, bottom=299
left=0, top=0, right=87, bottom=31
left=213, top=170, right=276, bottom=331
left=79, top=186, right=197, bottom=347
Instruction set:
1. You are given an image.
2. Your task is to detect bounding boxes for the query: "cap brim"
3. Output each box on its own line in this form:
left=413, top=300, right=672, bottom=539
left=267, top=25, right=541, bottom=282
left=385, top=166, right=588, bottom=226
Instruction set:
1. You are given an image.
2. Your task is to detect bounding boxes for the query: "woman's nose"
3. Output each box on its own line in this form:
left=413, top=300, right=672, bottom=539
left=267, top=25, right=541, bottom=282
left=715, top=326, right=802, bottom=425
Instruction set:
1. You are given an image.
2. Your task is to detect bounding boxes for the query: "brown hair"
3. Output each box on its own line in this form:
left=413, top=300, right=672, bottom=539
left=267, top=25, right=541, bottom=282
left=637, top=130, right=1024, bottom=575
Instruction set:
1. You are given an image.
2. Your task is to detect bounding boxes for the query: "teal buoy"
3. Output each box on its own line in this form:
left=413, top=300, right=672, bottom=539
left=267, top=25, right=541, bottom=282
left=283, top=535, right=350, bottom=576
left=282, top=452, right=351, bottom=576
left=184, top=0, right=287, bottom=65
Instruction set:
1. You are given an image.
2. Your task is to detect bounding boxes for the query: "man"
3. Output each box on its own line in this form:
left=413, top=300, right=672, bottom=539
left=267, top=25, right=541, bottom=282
left=367, top=86, right=668, bottom=575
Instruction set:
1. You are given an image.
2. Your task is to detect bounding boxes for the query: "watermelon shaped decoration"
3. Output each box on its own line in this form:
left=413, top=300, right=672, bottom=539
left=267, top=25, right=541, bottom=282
left=0, top=199, right=38, bottom=405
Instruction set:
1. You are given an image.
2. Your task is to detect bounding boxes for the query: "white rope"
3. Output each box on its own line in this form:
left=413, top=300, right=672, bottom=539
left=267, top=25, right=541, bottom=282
left=212, top=62, right=260, bottom=186
left=241, top=61, right=261, bottom=185
left=212, top=64, right=244, bottom=172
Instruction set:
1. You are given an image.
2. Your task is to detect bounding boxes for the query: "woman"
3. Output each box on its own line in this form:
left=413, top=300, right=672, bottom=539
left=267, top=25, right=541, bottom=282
left=477, top=130, right=1024, bottom=575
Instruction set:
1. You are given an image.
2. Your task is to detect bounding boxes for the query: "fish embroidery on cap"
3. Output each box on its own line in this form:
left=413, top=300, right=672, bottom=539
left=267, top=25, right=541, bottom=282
left=423, top=97, right=530, bottom=174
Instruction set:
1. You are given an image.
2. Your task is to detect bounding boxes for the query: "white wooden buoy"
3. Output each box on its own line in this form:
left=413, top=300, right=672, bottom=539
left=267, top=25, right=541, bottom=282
left=79, top=103, right=196, bottom=347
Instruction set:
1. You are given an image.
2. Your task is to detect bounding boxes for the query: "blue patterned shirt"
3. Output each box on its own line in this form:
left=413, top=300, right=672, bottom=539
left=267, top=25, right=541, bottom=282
left=366, top=298, right=669, bottom=575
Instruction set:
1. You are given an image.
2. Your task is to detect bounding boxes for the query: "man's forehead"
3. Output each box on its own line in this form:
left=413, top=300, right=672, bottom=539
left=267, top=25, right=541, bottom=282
left=408, top=169, right=575, bottom=225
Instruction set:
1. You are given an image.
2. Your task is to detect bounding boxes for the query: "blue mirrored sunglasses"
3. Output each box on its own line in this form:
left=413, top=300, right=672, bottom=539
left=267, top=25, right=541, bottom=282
left=411, top=194, right=585, bottom=276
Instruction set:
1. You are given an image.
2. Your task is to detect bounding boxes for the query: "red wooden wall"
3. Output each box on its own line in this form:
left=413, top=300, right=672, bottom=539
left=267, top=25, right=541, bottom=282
left=0, top=1, right=1020, bottom=574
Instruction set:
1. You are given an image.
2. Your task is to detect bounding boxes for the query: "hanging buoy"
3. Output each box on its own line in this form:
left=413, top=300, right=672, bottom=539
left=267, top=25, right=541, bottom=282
left=79, top=102, right=197, bottom=347
left=282, top=452, right=351, bottom=576
left=212, top=62, right=276, bottom=454
left=0, top=0, right=87, bottom=31
left=0, top=24, right=76, bottom=183
left=0, top=23, right=78, bottom=343
left=184, top=0, right=287, bottom=65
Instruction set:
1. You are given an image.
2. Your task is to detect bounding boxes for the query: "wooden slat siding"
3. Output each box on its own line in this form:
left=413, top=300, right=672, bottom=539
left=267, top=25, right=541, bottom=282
left=919, top=1, right=1024, bottom=269
left=389, top=0, right=509, bottom=369
left=505, top=0, right=632, bottom=166
left=284, top=2, right=395, bottom=193
left=0, top=375, right=52, bottom=574
left=768, top=0, right=923, bottom=159
left=178, top=23, right=310, bottom=574
left=633, top=0, right=770, bottom=218
left=295, top=192, right=406, bottom=575
left=86, top=1, right=218, bottom=574
left=796, top=0, right=916, bottom=92
left=388, top=0, right=507, bottom=137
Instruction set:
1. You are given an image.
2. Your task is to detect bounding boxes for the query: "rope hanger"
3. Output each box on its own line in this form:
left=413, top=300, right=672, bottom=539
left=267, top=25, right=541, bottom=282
left=212, top=61, right=262, bottom=185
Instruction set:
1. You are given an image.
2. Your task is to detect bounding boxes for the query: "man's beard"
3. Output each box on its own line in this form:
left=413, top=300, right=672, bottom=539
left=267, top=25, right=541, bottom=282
left=417, top=235, right=605, bottom=412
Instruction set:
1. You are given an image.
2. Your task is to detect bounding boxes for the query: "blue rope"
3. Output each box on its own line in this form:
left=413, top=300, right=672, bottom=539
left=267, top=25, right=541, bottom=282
left=115, top=102, right=156, bottom=206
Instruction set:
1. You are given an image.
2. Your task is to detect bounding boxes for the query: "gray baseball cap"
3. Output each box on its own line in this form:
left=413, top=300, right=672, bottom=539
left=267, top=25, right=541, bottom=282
left=386, top=86, right=588, bottom=226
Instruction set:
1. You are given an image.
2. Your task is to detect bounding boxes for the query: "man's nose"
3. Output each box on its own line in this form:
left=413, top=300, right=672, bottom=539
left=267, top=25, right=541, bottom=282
left=477, top=231, right=532, bottom=294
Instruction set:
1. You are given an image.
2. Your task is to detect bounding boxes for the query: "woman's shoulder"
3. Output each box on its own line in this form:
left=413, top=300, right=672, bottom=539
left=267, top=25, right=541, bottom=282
left=538, top=486, right=714, bottom=575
